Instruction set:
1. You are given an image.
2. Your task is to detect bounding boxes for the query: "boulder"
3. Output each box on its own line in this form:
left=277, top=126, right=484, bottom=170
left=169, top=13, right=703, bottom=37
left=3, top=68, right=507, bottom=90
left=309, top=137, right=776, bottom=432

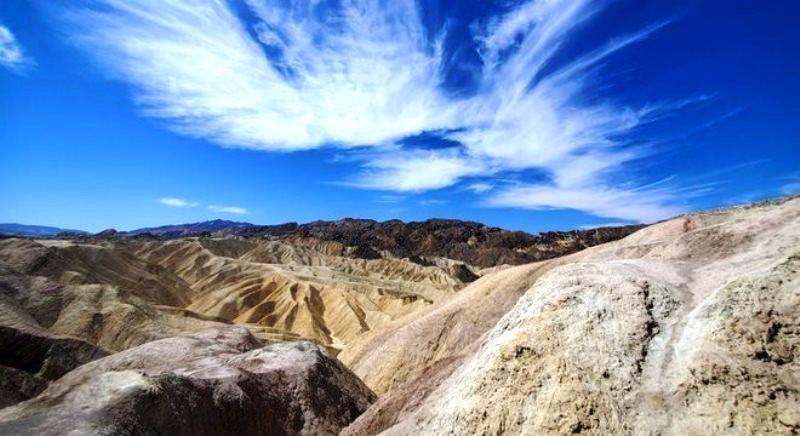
left=0, top=327, right=376, bottom=436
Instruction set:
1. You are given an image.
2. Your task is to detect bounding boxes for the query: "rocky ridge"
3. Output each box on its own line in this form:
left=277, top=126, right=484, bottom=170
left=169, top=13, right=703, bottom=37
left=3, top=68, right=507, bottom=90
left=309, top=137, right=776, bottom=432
left=56, top=218, right=644, bottom=268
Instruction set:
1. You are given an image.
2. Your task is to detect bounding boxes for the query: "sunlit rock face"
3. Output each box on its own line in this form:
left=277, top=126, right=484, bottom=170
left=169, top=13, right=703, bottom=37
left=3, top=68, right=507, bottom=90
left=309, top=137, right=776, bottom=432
left=343, top=197, right=800, bottom=435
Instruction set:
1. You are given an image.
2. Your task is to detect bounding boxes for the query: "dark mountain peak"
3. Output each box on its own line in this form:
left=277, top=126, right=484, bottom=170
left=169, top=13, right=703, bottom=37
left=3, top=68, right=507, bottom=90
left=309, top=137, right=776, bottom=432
left=125, top=219, right=255, bottom=237
left=95, top=228, right=119, bottom=237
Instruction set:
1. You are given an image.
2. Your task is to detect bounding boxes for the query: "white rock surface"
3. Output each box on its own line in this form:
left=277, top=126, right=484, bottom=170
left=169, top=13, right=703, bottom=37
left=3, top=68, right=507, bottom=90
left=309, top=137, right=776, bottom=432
left=347, top=197, right=800, bottom=435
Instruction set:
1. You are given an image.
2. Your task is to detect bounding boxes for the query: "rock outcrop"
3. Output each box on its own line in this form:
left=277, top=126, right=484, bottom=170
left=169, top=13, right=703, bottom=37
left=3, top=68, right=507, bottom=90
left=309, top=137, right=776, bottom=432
left=0, top=327, right=376, bottom=435
left=344, top=197, right=800, bottom=435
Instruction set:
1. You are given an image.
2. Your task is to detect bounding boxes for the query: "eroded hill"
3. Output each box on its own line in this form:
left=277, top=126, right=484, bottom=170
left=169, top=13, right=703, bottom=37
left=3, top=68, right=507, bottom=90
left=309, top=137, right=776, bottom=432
left=0, top=236, right=469, bottom=353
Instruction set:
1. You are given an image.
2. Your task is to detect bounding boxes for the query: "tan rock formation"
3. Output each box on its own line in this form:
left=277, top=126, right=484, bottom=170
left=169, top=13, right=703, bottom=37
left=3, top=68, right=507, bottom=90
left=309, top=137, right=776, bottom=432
left=132, top=237, right=465, bottom=349
left=0, top=233, right=470, bottom=353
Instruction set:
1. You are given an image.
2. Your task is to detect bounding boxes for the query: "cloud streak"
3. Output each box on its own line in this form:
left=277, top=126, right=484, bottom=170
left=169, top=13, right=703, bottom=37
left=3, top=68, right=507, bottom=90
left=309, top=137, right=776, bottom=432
left=63, top=0, right=694, bottom=222
left=63, top=0, right=451, bottom=150
left=0, top=24, right=35, bottom=73
left=159, top=197, right=248, bottom=214
left=158, top=197, right=199, bottom=208
left=208, top=205, right=249, bottom=215
left=468, top=183, right=494, bottom=194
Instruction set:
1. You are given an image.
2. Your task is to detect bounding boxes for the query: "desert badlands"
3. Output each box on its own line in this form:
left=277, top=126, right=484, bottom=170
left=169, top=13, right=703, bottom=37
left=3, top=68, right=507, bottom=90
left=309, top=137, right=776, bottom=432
left=0, top=197, right=798, bottom=435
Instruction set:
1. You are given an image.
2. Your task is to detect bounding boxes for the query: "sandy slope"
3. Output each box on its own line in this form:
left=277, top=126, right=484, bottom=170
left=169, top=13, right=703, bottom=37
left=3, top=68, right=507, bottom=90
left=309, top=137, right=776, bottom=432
left=133, top=237, right=465, bottom=349
left=344, top=197, right=800, bottom=435
left=0, top=235, right=470, bottom=354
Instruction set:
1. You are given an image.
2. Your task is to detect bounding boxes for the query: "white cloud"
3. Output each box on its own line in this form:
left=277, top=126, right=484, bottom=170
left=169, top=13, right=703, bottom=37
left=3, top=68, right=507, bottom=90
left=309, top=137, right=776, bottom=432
left=63, top=0, right=695, bottom=222
left=485, top=183, right=683, bottom=223
left=419, top=199, right=447, bottom=206
left=468, top=183, right=494, bottom=193
left=0, top=24, right=35, bottom=73
left=347, top=149, right=486, bottom=192
left=159, top=197, right=248, bottom=214
left=62, top=0, right=452, bottom=150
left=208, top=205, right=249, bottom=215
left=158, top=197, right=199, bottom=208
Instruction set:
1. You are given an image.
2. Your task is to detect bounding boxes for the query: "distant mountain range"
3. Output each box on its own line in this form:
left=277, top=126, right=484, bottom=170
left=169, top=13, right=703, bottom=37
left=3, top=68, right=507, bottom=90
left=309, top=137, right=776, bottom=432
left=0, top=218, right=644, bottom=267
left=0, top=220, right=255, bottom=238
left=0, top=223, right=89, bottom=237
left=125, top=219, right=257, bottom=238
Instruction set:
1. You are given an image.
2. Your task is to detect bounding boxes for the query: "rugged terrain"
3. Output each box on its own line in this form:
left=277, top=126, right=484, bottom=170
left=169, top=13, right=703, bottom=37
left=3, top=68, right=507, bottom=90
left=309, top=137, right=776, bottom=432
left=0, top=197, right=797, bottom=435
left=4, top=217, right=643, bottom=268
left=0, top=236, right=468, bottom=353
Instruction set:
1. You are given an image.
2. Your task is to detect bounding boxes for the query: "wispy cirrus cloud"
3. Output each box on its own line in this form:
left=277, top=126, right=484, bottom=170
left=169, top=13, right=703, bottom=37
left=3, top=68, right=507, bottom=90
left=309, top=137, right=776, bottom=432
left=62, top=0, right=701, bottom=222
left=208, top=205, right=249, bottom=215
left=486, top=183, right=682, bottom=224
left=347, top=148, right=486, bottom=192
left=468, top=183, right=494, bottom=194
left=61, top=0, right=450, bottom=150
left=373, top=195, right=406, bottom=204
left=158, top=197, right=199, bottom=208
left=159, top=197, right=248, bottom=214
left=0, top=24, right=35, bottom=73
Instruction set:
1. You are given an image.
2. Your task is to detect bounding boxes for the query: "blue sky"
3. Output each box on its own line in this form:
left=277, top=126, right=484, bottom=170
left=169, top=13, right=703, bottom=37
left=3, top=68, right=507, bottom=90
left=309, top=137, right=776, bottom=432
left=1, top=0, right=798, bottom=233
